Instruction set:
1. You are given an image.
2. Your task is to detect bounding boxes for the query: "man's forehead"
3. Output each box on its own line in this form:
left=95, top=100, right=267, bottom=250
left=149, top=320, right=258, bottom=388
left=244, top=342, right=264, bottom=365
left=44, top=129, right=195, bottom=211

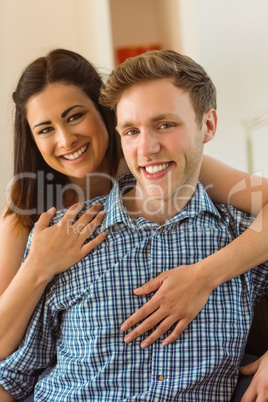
left=116, top=83, right=193, bottom=131
left=117, top=79, right=190, bottom=108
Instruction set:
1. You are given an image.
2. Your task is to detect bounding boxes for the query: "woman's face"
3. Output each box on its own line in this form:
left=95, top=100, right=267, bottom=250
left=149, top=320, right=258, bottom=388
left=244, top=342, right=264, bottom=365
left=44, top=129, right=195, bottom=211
left=26, top=83, right=110, bottom=181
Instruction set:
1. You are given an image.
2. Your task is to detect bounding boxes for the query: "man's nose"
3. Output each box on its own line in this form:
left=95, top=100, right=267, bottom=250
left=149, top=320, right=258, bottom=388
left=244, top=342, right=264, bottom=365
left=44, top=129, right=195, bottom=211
left=137, top=130, right=160, bottom=157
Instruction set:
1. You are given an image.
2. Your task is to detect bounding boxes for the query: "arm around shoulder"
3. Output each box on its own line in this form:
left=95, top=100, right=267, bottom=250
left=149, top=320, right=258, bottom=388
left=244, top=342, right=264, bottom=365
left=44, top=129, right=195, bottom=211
left=200, top=155, right=268, bottom=214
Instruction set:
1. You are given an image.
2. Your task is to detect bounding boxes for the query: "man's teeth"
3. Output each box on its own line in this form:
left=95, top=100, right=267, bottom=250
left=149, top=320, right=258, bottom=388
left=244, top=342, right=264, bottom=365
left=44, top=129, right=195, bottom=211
left=145, top=163, right=169, bottom=174
left=63, top=145, right=88, bottom=160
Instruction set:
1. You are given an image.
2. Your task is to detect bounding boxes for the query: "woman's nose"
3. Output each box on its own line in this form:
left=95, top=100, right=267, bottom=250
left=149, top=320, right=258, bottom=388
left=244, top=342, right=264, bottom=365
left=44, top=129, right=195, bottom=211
left=57, top=127, right=78, bottom=149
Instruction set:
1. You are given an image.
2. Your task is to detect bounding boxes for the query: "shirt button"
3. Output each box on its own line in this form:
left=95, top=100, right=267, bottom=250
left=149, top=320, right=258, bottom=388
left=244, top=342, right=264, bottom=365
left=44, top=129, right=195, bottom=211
left=158, top=227, right=164, bottom=234
left=157, top=374, right=165, bottom=381
left=156, top=272, right=162, bottom=277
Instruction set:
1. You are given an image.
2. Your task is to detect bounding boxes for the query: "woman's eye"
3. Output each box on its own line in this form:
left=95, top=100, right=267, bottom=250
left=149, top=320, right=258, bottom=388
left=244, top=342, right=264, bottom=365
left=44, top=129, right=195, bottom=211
left=68, top=113, right=83, bottom=123
left=38, top=127, right=53, bottom=135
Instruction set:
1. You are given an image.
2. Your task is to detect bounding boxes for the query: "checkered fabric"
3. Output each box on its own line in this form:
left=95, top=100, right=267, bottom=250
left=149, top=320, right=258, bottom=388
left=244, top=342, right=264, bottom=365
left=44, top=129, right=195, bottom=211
left=1, top=172, right=268, bottom=401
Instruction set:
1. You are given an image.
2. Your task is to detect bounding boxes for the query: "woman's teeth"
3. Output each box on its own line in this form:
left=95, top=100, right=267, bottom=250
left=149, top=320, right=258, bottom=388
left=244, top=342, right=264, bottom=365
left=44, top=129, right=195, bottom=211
left=145, top=163, right=170, bottom=174
left=63, top=145, right=88, bottom=160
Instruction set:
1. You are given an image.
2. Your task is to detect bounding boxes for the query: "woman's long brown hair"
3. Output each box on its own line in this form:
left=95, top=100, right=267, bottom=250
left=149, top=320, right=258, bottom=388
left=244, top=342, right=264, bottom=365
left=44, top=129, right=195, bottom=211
left=6, top=49, right=120, bottom=229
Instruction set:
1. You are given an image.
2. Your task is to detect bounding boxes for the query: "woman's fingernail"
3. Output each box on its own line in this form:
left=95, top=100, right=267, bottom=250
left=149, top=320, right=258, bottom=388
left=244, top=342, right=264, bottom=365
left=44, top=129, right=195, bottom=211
left=140, top=341, right=148, bottom=349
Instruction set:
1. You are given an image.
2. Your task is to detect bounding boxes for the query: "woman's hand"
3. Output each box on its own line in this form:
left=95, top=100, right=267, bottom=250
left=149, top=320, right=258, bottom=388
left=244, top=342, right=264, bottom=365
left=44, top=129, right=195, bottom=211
left=121, top=263, right=212, bottom=348
left=240, top=351, right=268, bottom=401
left=27, top=202, right=106, bottom=282
left=0, top=202, right=106, bottom=360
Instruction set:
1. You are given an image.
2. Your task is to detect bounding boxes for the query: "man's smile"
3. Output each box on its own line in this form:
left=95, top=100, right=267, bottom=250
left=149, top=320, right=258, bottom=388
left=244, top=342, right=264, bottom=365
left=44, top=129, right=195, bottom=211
left=142, top=162, right=172, bottom=175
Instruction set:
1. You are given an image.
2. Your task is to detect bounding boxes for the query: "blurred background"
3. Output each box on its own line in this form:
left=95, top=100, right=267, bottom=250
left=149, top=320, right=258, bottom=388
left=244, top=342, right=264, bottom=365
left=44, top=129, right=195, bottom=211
left=0, top=0, right=267, bottom=210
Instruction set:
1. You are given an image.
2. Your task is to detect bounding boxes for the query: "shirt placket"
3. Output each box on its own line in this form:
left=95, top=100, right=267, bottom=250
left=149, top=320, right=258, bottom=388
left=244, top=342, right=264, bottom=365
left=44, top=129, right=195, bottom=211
left=148, top=227, right=171, bottom=399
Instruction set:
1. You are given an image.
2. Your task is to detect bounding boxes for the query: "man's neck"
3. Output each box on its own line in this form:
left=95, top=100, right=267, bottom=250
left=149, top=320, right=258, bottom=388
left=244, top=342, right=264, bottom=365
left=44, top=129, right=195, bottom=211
left=123, top=184, right=197, bottom=225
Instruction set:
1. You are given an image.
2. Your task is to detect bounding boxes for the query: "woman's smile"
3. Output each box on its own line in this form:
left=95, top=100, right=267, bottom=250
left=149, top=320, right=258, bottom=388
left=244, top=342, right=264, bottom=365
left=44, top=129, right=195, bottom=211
left=61, top=143, right=89, bottom=161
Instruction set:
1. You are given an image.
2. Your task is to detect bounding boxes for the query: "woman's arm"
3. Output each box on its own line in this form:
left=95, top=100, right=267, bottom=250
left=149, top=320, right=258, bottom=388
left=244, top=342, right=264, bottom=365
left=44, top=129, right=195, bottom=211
left=0, top=385, right=15, bottom=401
left=200, top=155, right=268, bottom=214
left=0, top=203, right=106, bottom=360
left=0, top=208, right=30, bottom=296
left=121, top=156, right=268, bottom=347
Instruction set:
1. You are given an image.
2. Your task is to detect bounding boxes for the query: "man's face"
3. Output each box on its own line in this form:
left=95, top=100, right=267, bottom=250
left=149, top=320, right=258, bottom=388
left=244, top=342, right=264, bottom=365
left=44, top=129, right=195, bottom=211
left=116, top=78, right=215, bottom=206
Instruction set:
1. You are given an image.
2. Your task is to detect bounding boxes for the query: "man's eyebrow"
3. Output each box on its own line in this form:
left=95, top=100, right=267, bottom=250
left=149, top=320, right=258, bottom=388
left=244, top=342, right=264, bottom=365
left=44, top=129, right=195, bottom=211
left=116, top=113, right=179, bottom=131
left=33, top=105, right=84, bottom=129
left=152, top=113, right=179, bottom=121
left=116, top=121, right=133, bottom=132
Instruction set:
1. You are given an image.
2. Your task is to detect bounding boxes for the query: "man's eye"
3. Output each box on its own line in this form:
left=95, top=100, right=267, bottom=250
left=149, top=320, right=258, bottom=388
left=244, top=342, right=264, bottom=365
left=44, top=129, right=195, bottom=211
left=125, top=129, right=139, bottom=136
left=68, top=113, right=83, bottom=122
left=159, top=123, right=174, bottom=129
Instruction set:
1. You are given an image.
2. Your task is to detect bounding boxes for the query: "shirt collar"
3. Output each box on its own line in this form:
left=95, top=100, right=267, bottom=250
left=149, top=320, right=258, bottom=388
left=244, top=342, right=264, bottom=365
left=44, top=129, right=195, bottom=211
left=167, top=179, right=222, bottom=225
left=102, top=172, right=222, bottom=231
left=102, top=172, right=137, bottom=231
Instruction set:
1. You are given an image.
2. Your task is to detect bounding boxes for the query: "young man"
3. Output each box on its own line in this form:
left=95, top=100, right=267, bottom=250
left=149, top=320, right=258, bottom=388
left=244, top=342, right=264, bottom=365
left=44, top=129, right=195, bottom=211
left=1, top=50, right=268, bottom=401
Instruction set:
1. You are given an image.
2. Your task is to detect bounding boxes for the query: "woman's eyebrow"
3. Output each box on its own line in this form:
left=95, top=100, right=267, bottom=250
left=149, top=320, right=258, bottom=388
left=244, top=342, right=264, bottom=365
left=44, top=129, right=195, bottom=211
left=33, top=105, right=85, bottom=129
left=33, top=120, right=51, bottom=129
left=61, top=105, right=84, bottom=118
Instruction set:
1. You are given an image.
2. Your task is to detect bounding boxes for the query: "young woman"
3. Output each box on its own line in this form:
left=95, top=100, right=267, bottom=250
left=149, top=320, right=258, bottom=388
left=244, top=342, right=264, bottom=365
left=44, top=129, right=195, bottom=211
left=0, top=48, right=124, bottom=360
left=1, top=48, right=268, bottom=371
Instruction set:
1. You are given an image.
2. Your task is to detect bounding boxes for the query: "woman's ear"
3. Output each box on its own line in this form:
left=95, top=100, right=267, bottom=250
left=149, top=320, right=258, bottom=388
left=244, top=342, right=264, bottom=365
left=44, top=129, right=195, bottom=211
left=203, top=109, right=217, bottom=144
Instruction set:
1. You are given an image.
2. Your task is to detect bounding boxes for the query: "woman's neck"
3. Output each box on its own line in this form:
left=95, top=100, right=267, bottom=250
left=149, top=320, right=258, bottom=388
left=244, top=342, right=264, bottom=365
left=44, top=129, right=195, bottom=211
left=63, top=156, right=116, bottom=207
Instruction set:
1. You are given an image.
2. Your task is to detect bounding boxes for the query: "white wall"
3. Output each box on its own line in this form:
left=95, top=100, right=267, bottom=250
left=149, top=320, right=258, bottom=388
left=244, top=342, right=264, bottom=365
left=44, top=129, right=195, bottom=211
left=0, top=0, right=113, bottom=211
left=192, top=0, right=268, bottom=172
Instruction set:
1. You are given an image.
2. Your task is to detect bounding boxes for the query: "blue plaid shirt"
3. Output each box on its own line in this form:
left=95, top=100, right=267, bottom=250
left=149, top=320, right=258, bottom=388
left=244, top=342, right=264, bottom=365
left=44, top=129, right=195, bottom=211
left=1, top=172, right=268, bottom=401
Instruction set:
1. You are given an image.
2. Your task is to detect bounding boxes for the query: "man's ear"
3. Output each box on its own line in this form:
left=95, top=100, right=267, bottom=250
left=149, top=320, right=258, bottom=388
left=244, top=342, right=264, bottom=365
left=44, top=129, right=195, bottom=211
left=203, top=109, right=217, bottom=144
